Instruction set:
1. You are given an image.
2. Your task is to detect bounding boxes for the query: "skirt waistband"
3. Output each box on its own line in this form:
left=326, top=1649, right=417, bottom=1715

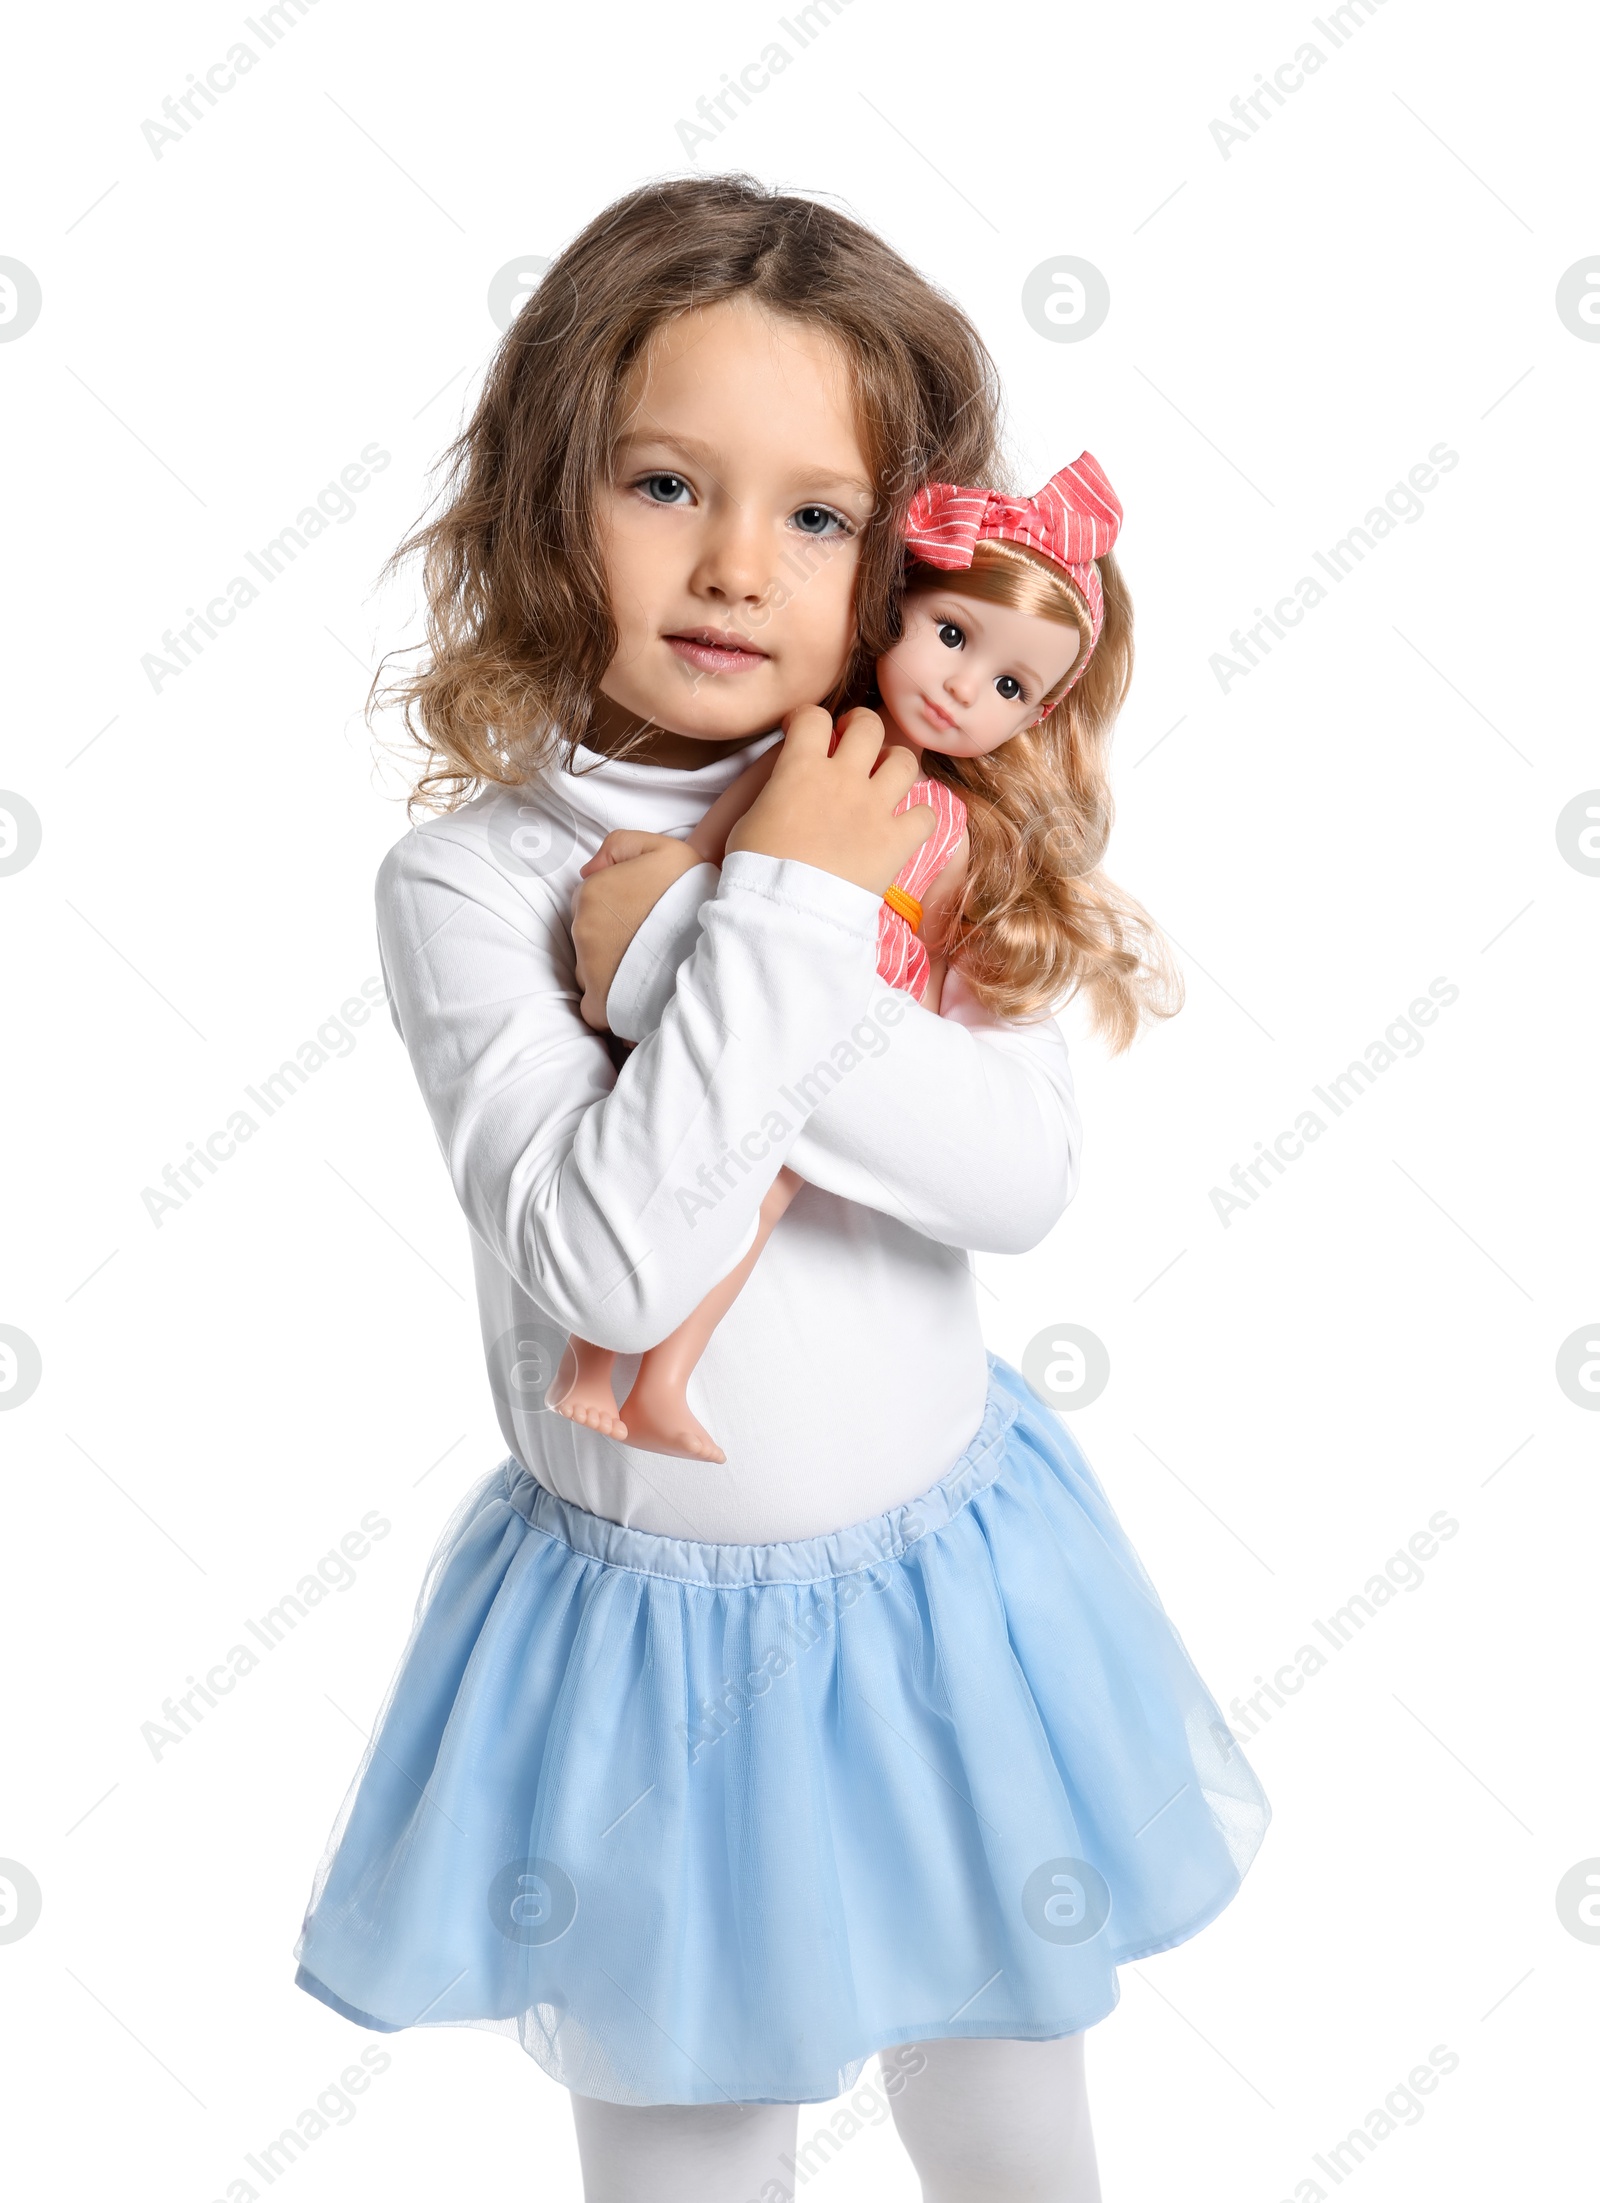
left=501, top=1357, right=1022, bottom=1589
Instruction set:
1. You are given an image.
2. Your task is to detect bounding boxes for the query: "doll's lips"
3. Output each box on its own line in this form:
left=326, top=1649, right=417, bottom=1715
left=919, top=693, right=959, bottom=732
left=665, top=627, right=770, bottom=674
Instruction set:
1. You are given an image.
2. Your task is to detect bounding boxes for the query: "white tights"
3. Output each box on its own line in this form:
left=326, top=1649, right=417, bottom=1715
left=569, top=2034, right=1101, bottom=2202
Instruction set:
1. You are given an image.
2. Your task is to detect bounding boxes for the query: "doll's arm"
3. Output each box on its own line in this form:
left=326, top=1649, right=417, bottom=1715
left=376, top=827, right=885, bottom=1353
left=912, top=830, right=970, bottom=1014
left=917, top=831, right=969, bottom=955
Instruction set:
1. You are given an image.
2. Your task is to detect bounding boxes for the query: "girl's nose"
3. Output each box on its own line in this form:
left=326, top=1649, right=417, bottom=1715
left=690, top=510, right=775, bottom=605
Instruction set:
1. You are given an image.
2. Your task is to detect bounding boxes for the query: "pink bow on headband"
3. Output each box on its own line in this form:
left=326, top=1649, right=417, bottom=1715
left=902, top=453, right=1123, bottom=668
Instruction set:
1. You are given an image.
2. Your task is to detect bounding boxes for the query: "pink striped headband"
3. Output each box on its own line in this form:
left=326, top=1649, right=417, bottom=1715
left=902, top=452, right=1123, bottom=688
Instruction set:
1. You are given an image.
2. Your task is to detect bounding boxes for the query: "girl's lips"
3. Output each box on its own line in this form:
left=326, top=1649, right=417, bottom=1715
left=665, top=630, right=769, bottom=674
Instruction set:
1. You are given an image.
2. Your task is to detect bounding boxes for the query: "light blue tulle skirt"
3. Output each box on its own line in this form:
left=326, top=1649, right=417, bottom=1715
left=294, top=1357, right=1268, bottom=2105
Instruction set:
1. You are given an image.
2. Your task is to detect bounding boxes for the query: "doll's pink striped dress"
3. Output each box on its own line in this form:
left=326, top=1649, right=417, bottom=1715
left=877, top=778, right=967, bottom=999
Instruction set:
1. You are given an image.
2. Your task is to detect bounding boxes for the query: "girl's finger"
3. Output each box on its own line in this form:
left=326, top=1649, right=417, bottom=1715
left=890, top=800, right=938, bottom=860
left=830, top=706, right=886, bottom=771
left=778, top=704, right=834, bottom=758
left=868, top=741, right=923, bottom=805
left=579, top=828, right=667, bottom=877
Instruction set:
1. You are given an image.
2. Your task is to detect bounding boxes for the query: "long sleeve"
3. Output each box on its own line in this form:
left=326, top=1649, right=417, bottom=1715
left=376, top=827, right=884, bottom=1352
left=607, top=859, right=722, bottom=1029
left=607, top=875, right=1082, bottom=1255
left=787, top=969, right=1081, bottom=1253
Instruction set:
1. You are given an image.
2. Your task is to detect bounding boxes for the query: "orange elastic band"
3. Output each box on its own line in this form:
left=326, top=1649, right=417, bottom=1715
left=882, top=885, right=923, bottom=932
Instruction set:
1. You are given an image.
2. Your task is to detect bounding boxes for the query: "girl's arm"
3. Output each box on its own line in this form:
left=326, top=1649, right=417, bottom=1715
left=784, top=969, right=1082, bottom=1254
left=566, top=750, right=778, bottom=1029
left=376, top=823, right=888, bottom=1353
left=606, top=843, right=1082, bottom=1258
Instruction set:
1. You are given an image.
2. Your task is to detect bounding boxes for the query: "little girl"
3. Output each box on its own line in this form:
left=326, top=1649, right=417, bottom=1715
left=550, top=458, right=1123, bottom=1467
left=294, top=176, right=1268, bottom=2203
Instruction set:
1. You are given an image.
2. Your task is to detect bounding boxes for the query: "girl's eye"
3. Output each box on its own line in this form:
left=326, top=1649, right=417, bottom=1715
left=791, top=504, right=851, bottom=537
left=995, top=674, right=1023, bottom=702
left=638, top=473, right=694, bottom=505
left=936, top=621, right=964, bottom=650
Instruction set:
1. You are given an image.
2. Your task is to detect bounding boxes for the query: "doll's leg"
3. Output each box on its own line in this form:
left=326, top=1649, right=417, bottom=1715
left=618, top=1168, right=803, bottom=1464
left=886, top=2035, right=1101, bottom=2201
left=546, top=1337, right=628, bottom=1441
left=570, top=2092, right=798, bottom=2203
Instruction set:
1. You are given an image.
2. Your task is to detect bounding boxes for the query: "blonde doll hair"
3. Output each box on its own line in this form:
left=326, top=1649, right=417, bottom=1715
left=903, top=539, right=1185, bottom=1052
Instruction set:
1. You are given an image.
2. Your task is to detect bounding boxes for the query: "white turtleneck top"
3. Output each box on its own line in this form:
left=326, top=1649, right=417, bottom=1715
left=374, top=736, right=1081, bottom=1544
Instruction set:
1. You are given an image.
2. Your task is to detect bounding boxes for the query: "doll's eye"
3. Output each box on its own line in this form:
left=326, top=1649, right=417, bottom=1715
left=638, top=473, right=694, bottom=505
left=995, top=674, right=1023, bottom=701
left=791, top=504, right=852, bottom=537
left=936, top=621, right=964, bottom=649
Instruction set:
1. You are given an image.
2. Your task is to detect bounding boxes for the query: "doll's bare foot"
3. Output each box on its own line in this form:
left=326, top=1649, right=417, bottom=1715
left=550, top=1391, right=629, bottom=1441
left=546, top=1349, right=628, bottom=1441
left=616, top=1378, right=725, bottom=1464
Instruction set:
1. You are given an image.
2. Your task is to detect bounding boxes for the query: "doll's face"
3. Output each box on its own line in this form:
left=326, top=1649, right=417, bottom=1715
left=876, top=589, right=1082, bottom=758
left=591, top=297, right=875, bottom=762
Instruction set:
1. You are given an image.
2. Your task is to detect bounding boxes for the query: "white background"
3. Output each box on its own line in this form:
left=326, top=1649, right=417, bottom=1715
left=2, top=1, right=1596, bottom=2197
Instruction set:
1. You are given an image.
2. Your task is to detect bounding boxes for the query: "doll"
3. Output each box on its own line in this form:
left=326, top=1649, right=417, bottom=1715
left=548, top=456, right=1122, bottom=1463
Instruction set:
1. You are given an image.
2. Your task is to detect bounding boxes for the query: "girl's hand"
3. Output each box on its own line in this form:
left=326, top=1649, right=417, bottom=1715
left=725, top=706, right=935, bottom=894
left=578, top=827, right=686, bottom=878
left=572, top=832, right=705, bottom=1031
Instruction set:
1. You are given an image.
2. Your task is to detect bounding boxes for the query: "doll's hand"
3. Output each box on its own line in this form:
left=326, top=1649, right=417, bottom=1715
left=572, top=832, right=705, bottom=1031
left=725, top=706, right=934, bottom=894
